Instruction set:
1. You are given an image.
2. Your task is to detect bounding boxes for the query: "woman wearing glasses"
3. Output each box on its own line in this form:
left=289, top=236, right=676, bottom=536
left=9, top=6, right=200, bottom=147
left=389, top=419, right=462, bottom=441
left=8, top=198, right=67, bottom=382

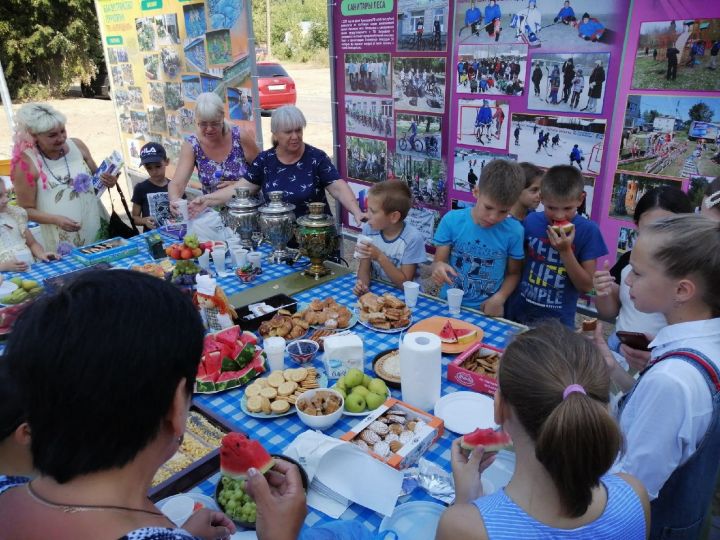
left=169, top=92, right=259, bottom=202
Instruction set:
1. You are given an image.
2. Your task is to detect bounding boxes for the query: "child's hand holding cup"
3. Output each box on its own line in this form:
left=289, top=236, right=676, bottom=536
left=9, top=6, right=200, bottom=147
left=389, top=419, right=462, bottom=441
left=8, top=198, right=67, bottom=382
left=353, top=234, right=373, bottom=259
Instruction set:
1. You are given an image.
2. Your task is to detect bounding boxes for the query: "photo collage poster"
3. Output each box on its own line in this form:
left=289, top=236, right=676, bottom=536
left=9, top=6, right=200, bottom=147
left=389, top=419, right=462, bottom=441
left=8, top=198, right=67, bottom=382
left=596, top=0, right=720, bottom=264
left=333, top=0, right=453, bottom=243
left=332, top=0, right=630, bottom=246
left=447, top=0, right=628, bottom=209
left=95, top=0, right=254, bottom=181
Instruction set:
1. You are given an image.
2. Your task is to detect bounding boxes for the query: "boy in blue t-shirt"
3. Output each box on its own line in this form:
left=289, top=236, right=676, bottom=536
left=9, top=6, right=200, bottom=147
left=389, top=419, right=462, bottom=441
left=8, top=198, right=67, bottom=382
left=353, top=181, right=426, bottom=295
left=431, top=159, right=525, bottom=316
left=507, top=165, right=607, bottom=327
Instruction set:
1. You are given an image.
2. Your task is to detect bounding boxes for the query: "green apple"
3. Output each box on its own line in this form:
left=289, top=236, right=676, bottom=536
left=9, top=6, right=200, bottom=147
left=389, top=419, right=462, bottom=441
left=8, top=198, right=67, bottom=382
left=21, top=279, right=38, bottom=292
left=368, top=378, right=388, bottom=397
left=336, top=376, right=347, bottom=391
left=345, top=393, right=366, bottom=413
left=365, top=391, right=385, bottom=410
left=332, top=386, right=346, bottom=399
left=362, top=374, right=372, bottom=388
left=344, top=368, right=364, bottom=389
left=10, top=277, right=22, bottom=286
left=352, top=385, right=369, bottom=398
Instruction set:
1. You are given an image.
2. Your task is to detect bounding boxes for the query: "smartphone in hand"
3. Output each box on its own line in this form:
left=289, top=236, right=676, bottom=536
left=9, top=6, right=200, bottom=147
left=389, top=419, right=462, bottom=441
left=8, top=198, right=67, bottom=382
left=616, top=331, right=651, bottom=351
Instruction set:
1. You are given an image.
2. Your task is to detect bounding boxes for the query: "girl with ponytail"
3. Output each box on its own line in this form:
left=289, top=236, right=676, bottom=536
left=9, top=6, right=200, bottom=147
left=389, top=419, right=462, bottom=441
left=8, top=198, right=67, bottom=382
left=436, top=323, right=649, bottom=539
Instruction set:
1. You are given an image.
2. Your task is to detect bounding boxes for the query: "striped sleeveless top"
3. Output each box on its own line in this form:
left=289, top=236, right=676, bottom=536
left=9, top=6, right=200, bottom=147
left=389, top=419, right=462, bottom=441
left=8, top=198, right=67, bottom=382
left=473, top=474, right=645, bottom=539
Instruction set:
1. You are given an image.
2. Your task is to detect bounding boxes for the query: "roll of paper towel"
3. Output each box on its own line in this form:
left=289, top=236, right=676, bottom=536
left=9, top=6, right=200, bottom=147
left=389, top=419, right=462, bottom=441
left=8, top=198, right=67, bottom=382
left=399, top=331, right=442, bottom=411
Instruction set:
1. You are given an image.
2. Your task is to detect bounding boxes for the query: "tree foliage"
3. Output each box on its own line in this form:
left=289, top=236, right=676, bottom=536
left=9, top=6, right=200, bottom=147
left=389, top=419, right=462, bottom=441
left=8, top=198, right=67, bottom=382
left=0, top=0, right=103, bottom=100
left=252, top=0, right=329, bottom=63
left=688, top=102, right=714, bottom=123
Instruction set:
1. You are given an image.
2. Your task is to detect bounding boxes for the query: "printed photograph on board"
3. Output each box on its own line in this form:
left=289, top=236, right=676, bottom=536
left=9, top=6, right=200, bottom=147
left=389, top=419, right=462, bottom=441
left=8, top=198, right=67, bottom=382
left=160, top=47, right=181, bottom=78
left=345, top=96, right=394, bottom=138
left=456, top=44, right=527, bottom=96
left=164, top=83, right=183, bottom=111
left=527, top=52, right=609, bottom=114
left=207, top=29, right=233, bottom=65
left=184, top=37, right=207, bottom=72
left=616, top=226, right=638, bottom=259
left=154, top=14, right=180, bottom=46
left=454, top=0, right=622, bottom=50
left=167, top=113, right=180, bottom=138
left=130, top=111, right=148, bottom=137
left=393, top=57, right=446, bottom=113
left=143, top=54, right=161, bottom=81
left=183, top=3, right=207, bottom=39
left=609, top=172, right=682, bottom=221
left=631, top=19, right=720, bottom=91
left=128, top=86, right=143, bottom=109
left=396, top=113, right=442, bottom=160
left=346, top=136, right=388, bottom=183
left=510, top=113, right=605, bottom=173
left=135, top=17, right=156, bottom=52
left=148, top=106, right=167, bottom=133
left=391, top=153, right=447, bottom=209
left=179, top=108, right=195, bottom=133
left=209, top=0, right=243, bottom=30
left=618, top=95, right=720, bottom=179
left=452, top=148, right=517, bottom=192
left=345, top=53, right=391, bottom=96
left=397, top=0, right=449, bottom=52
left=228, top=87, right=253, bottom=121
left=182, top=75, right=202, bottom=102
left=457, top=98, right=509, bottom=150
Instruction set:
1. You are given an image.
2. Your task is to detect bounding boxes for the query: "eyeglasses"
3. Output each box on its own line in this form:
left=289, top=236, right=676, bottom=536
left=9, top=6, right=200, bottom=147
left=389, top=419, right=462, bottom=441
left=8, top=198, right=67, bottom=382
left=197, top=121, right=223, bottom=129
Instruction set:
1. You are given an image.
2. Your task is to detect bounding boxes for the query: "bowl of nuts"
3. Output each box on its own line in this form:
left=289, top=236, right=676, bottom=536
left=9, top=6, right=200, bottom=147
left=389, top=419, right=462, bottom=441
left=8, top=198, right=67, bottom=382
left=295, top=388, right=344, bottom=430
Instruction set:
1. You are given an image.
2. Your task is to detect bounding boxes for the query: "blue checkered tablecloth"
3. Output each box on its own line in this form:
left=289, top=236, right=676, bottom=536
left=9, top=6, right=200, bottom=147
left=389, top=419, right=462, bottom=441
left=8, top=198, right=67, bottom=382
left=192, top=273, right=524, bottom=533
left=1, top=231, right=304, bottom=298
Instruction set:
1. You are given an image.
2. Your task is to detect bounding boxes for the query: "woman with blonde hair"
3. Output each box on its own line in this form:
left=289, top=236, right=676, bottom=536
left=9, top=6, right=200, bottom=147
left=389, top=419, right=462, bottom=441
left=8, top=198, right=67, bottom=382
left=189, top=105, right=366, bottom=222
left=10, top=103, right=118, bottom=251
left=169, top=92, right=259, bottom=201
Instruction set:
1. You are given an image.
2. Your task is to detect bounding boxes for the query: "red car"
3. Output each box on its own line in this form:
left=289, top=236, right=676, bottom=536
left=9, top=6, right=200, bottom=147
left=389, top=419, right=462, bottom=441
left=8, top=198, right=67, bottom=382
left=257, top=62, right=297, bottom=113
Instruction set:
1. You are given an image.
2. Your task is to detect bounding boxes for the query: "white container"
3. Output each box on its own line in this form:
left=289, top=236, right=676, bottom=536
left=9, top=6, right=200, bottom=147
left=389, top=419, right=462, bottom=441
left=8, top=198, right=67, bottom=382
left=264, top=336, right=286, bottom=371
left=399, top=332, right=441, bottom=411
left=211, top=247, right=227, bottom=275
left=197, top=251, right=211, bottom=271
left=403, top=281, right=420, bottom=308
left=248, top=251, right=262, bottom=269
left=353, top=234, right=373, bottom=259
left=446, top=288, right=464, bottom=316
left=295, top=388, right=344, bottom=430
left=323, top=334, right=364, bottom=379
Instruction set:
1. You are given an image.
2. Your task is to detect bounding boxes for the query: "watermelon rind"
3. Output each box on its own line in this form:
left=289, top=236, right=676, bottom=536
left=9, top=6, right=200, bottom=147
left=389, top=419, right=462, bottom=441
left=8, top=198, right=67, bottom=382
left=455, top=328, right=477, bottom=345
left=194, top=352, right=266, bottom=394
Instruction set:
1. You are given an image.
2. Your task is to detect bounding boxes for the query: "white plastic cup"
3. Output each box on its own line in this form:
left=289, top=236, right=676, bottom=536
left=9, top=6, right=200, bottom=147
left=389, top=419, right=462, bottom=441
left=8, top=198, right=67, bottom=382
left=212, top=247, right=227, bottom=275
left=236, top=248, right=249, bottom=267
left=161, top=494, right=194, bottom=526
left=15, top=249, right=34, bottom=268
left=197, top=251, right=211, bottom=271
left=248, top=251, right=262, bottom=270
left=175, top=199, right=189, bottom=221
left=403, top=281, right=420, bottom=308
left=264, top=336, right=286, bottom=371
left=353, top=234, right=373, bottom=259
left=446, top=288, right=464, bottom=316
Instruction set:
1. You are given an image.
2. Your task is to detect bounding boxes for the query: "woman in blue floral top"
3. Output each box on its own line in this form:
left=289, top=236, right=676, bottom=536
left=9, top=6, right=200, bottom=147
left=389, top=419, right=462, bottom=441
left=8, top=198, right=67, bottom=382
left=189, top=106, right=366, bottom=223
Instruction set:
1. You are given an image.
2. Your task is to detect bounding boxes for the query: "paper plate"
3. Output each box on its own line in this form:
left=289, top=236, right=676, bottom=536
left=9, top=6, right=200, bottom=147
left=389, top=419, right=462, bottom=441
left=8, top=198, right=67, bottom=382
left=406, top=316, right=483, bottom=354
left=378, top=501, right=446, bottom=540
left=433, top=391, right=498, bottom=434
left=357, top=312, right=412, bottom=334
left=0, top=281, right=19, bottom=306
left=481, top=450, right=516, bottom=495
left=156, top=492, right=219, bottom=514
left=297, top=302, right=358, bottom=330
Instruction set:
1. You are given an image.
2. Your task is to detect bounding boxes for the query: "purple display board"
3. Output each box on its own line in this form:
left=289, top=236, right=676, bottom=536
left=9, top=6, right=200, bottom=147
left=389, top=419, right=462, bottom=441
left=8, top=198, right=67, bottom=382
left=332, top=0, right=629, bottom=242
left=332, top=0, right=720, bottom=261
left=597, top=0, right=720, bottom=264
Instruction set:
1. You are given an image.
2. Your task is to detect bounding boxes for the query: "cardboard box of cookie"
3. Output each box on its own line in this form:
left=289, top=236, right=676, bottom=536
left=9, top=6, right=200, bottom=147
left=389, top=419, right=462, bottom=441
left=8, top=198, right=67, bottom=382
left=447, top=343, right=503, bottom=397
left=340, top=398, right=444, bottom=470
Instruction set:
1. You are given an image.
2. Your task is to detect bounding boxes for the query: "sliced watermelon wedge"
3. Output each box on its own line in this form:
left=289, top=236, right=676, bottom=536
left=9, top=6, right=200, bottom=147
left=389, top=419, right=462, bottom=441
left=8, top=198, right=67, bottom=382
left=460, top=428, right=512, bottom=452
left=215, top=326, right=241, bottom=347
left=455, top=327, right=478, bottom=345
left=550, top=220, right=574, bottom=235
left=439, top=320, right=458, bottom=343
left=220, top=432, right=275, bottom=480
left=239, top=331, right=258, bottom=346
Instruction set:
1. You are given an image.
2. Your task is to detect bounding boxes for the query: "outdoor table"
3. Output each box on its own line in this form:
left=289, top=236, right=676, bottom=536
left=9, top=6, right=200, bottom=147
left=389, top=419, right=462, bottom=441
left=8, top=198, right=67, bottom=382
left=192, top=272, right=525, bottom=532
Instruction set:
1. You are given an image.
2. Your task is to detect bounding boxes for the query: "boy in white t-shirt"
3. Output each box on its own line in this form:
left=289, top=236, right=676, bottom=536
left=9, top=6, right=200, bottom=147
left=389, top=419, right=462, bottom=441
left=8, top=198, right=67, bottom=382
left=353, top=181, right=426, bottom=295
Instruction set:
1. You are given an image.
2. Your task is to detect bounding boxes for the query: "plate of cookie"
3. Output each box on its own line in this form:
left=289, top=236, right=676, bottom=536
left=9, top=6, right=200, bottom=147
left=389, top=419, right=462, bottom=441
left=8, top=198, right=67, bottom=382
left=296, top=298, right=357, bottom=330
left=356, top=292, right=412, bottom=333
left=240, top=367, right=328, bottom=419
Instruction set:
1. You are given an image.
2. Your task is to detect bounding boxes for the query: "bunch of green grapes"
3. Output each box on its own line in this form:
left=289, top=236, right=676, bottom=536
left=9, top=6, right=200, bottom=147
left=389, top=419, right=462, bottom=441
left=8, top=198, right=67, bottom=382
left=172, top=260, right=201, bottom=284
left=218, top=476, right=257, bottom=523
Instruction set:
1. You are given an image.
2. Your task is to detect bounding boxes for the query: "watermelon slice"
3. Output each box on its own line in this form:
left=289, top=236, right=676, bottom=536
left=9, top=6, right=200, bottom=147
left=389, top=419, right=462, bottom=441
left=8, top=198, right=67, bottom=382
left=460, top=428, right=512, bottom=452
left=455, top=327, right=478, bottom=345
left=239, top=331, right=258, bottom=346
left=550, top=220, right=574, bottom=235
left=215, top=326, right=241, bottom=347
left=195, top=350, right=266, bottom=393
left=439, top=320, right=458, bottom=343
left=203, top=351, right=223, bottom=381
left=220, top=432, right=275, bottom=480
